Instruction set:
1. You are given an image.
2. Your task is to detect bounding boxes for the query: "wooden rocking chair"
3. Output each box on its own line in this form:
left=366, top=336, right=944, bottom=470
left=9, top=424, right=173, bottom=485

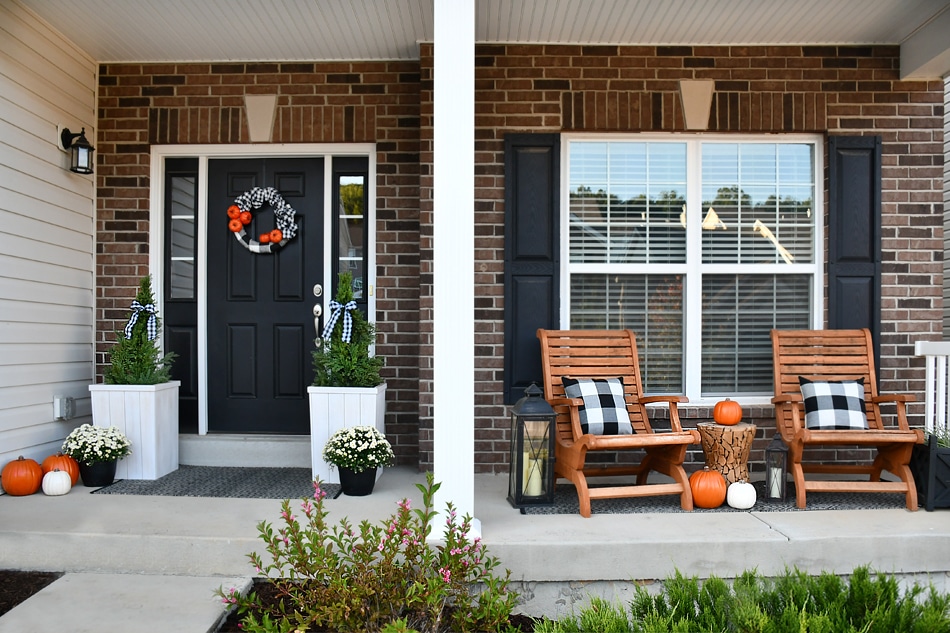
left=770, top=328, right=925, bottom=510
left=537, top=329, right=700, bottom=517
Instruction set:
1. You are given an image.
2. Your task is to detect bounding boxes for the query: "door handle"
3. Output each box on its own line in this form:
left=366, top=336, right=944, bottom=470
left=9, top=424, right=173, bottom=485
left=312, top=304, right=323, bottom=317
left=313, top=303, right=323, bottom=337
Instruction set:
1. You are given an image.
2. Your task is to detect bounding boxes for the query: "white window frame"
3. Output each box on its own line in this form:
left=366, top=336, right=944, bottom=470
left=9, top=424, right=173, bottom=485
left=560, top=133, right=824, bottom=405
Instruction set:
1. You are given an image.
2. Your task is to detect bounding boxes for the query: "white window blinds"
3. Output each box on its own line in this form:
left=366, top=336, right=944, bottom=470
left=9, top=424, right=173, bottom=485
left=567, top=137, right=820, bottom=398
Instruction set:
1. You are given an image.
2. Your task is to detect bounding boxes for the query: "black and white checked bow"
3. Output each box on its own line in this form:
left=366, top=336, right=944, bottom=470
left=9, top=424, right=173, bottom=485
left=321, top=300, right=357, bottom=342
left=124, top=301, right=158, bottom=340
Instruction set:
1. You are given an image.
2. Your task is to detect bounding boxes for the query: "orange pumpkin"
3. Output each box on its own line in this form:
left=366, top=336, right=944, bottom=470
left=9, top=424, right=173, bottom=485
left=689, top=467, right=727, bottom=509
left=713, top=398, right=742, bottom=426
left=239, top=211, right=253, bottom=225
left=42, top=452, right=80, bottom=486
left=228, top=218, right=243, bottom=232
left=226, top=205, right=242, bottom=219
left=269, top=229, right=283, bottom=243
left=259, top=232, right=271, bottom=243
left=1, top=456, right=43, bottom=496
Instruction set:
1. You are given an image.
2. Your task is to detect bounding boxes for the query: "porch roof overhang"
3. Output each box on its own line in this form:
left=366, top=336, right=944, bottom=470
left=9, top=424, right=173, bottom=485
left=18, top=0, right=950, bottom=79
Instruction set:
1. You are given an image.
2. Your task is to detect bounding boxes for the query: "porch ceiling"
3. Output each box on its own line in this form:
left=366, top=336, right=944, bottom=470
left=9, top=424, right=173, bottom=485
left=16, top=0, right=950, bottom=78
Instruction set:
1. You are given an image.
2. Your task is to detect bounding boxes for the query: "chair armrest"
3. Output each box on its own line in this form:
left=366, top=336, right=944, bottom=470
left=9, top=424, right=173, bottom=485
left=548, top=397, right=582, bottom=407
left=639, top=395, right=690, bottom=433
left=869, top=394, right=915, bottom=431
left=639, top=395, right=689, bottom=405
left=869, top=394, right=915, bottom=404
left=547, top=397, right=585, bottom=440
left=771, top=394, right=802, bottom=405
left=772, top=394, right=805, bottom=436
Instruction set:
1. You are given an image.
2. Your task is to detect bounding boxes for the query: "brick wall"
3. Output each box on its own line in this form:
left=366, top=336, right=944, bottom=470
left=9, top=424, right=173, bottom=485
left=417, top=43, right=944, bottom=474
left=95, top=61, right=422, bottom=463
left=94, top=45, right=944, bottom=476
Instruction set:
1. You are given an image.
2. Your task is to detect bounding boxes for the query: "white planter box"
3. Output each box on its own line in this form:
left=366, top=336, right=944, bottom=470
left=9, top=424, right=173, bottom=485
left=308, top=383, right=387, bottom=484
left=88, top=381, right=180, bottom=480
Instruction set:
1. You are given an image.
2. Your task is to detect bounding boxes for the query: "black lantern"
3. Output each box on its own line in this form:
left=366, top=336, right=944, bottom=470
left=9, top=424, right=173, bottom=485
left=61, top=127, right=95, bottom=174
left=765, top=433, right=788, bottom=502
left=507, top=382, right=556, bottom=510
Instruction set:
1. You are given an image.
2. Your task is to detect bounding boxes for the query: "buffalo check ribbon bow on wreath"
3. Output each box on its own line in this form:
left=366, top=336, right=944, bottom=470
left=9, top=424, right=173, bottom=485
left=226, top=187, right=299, bottom=254
left=321, top=300, right=357, bottom=343
left=124, top=300, right=158, bottom=340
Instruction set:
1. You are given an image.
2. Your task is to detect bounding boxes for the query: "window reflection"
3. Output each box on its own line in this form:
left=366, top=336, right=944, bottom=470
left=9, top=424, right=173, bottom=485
left=337, top=175, right=365, bottom=299
left=169, top=175, right=196, bottom=299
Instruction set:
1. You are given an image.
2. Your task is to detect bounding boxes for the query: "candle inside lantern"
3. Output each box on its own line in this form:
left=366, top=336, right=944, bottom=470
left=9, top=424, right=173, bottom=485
left=524, top=457, right=543, bottom=496
left=768, top=466, right=783, bottom=498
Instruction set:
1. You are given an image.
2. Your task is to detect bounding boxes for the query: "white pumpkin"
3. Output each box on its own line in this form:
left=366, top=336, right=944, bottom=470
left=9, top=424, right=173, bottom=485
left=726, top=480, right=756, bottom=509
left=42, top=468, right=72, bottom=496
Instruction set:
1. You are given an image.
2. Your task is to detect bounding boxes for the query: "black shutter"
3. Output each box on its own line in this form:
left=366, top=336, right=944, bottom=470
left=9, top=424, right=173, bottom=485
left=503, top=134, right=560, bottom=404
left=827, top=135, right=882, bottom=370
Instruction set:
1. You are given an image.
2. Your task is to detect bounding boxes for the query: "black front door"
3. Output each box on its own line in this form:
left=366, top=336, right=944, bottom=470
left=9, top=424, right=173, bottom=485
left=207, top=158, right=324, bottom=434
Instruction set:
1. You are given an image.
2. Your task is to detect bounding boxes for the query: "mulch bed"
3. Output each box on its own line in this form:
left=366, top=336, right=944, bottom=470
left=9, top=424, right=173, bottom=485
left=0, top=570, right=63, bottom=616
left=218, top=578, right=539, bottom=632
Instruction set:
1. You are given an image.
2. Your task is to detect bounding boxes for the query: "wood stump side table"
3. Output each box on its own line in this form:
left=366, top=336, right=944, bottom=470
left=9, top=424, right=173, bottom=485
left=697, top=422, right=756, bottom=484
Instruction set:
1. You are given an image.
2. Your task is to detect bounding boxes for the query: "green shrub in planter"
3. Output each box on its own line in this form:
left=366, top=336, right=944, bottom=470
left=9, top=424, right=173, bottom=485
left=311, top=270, right=383, bottom=388
left=104, top=276, right=176, bottom=385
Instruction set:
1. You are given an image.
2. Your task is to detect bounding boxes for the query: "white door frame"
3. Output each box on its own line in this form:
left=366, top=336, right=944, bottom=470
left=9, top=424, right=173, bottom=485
left=149, top=144, right=377, bottom=434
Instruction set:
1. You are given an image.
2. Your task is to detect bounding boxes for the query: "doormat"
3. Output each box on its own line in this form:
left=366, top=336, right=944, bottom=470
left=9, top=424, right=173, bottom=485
left=522, top=481, right=909, bottom=515
left=91, top=466, right=340, bottom=500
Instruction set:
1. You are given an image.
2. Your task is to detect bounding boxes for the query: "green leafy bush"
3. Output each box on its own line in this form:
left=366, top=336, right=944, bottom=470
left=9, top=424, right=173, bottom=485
left=104, top=276, right=175, bottom=385
left=311, top=270, right=384, bottom=387
left=218, top=473, right=518, bottom=633
left=535, top=566, right=950, bottom=633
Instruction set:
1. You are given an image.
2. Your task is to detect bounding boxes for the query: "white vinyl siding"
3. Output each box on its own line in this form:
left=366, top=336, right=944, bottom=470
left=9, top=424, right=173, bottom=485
left=564, top=135, right=822, bottom=402
left=0, top=1, right=97, bottom=467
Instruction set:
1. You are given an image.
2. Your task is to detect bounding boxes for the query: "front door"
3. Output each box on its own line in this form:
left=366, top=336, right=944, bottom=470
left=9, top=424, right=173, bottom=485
left=206, top=158, right=324, bottom=434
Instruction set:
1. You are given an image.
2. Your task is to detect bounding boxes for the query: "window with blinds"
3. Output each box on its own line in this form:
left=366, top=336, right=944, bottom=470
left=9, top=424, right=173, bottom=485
left=566, top=137, right=820, bottom=398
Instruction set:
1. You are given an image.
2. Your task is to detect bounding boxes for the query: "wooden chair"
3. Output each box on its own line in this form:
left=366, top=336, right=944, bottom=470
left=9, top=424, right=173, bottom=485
left=770, top=328, right=924, bottom=510
left=537, top=329, right=700, bottom=517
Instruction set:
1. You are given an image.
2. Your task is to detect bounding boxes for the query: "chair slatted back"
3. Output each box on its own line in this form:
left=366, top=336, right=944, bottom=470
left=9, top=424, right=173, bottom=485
left=538, top=329, right=652, bottom=440
left=771, top=329, right=883, bottom=435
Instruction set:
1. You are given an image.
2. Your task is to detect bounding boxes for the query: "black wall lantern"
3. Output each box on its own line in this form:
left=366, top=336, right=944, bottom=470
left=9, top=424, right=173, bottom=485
left=507, top=382, right=556, bottom=511
left=765, top=433, right=788, bottom=502
left=61, top=127, right=95, bottom=174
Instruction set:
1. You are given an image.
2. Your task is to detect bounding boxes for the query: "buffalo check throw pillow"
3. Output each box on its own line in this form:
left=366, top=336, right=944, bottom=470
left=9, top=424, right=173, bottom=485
left=798, top=376, right=869, bottom=430
left=561, top=377, right=632, bottom=435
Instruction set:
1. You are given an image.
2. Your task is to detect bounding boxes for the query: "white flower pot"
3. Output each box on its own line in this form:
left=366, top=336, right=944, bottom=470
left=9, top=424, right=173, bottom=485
left=88, top=381, right=180, bottom=480
left=308, top=383, right=386, bottom=484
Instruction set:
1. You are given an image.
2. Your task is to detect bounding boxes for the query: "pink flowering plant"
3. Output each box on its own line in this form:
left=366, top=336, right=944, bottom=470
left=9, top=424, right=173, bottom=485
left=216, top=473, right=518, bottom=633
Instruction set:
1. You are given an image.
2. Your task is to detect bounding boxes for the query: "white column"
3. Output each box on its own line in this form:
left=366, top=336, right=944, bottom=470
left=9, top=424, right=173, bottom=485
left=433, top=0, right=476, bottom=529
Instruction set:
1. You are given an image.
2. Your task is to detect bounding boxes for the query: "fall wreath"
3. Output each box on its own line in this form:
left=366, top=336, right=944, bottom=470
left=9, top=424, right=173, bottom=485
left=227, top=187, right=299, bottom=253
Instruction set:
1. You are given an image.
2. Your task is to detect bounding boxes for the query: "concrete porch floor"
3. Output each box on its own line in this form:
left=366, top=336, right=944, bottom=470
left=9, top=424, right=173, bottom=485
left=2, top=465, right=950, bottom=631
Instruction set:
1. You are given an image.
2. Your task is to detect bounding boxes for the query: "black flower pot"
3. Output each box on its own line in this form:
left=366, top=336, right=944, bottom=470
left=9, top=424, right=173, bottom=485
left=338, top=466, right=377, bottom=496
left=910, top=434, right=950, bottom=511
left=79, top=459, right=117, bottom=488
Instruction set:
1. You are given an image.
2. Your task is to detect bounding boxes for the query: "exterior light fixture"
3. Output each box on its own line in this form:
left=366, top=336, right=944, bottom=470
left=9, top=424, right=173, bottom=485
left=765, top=433, right=788, bottom=502
left=60, top=127, right=95, bottom=174
left=507, top=382, right=556, bottom=511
